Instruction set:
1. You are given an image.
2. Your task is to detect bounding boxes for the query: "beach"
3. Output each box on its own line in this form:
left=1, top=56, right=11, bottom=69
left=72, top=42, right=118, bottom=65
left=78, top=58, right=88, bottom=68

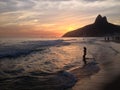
left=70, top=39, right=120, bottom=90
left=0, top=38, right=120, bottom=90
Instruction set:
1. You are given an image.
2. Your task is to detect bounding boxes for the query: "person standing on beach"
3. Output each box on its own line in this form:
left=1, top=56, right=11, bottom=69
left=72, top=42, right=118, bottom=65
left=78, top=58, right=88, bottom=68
left=84, top=47, right=87, bottom=56
left=83, top=47, right=87, bottom=65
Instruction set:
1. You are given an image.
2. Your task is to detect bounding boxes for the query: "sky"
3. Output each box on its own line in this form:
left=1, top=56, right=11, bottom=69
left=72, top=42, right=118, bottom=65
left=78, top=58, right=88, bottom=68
left=0, top=0, right=120, bottom=38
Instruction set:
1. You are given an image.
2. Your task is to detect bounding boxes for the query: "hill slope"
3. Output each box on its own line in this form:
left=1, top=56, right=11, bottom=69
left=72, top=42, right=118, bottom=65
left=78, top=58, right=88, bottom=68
left=63, top=15, right=120, bottom=37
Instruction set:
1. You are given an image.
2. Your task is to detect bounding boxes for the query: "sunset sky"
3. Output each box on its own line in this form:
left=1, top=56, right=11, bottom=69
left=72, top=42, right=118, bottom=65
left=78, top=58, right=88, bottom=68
left=0, top=0, right=120, bottom=38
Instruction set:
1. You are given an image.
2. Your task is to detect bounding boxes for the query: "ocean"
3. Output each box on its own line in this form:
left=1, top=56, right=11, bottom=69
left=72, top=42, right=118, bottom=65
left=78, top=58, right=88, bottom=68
left=0, top=37, right=120, bottom=90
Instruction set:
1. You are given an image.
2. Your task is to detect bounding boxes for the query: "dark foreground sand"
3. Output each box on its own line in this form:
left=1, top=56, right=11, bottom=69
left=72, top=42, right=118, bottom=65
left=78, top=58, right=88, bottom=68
left=103, top=75, right=120, bottom=90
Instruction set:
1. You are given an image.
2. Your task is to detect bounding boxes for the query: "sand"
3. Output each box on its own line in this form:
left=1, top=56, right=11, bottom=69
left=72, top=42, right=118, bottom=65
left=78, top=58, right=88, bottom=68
left=69, top=40, right=120, bottom=90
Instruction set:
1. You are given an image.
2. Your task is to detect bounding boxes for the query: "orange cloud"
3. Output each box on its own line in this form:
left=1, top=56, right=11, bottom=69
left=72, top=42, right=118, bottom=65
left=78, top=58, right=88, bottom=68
left=0, top=25, right=61, bottom=38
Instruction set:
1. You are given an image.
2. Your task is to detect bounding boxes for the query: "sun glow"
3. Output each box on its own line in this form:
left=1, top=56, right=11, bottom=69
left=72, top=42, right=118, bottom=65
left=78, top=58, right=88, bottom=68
left=67, top=26, right=75, bottom=31
left=66, top=24, right=81, bottom=32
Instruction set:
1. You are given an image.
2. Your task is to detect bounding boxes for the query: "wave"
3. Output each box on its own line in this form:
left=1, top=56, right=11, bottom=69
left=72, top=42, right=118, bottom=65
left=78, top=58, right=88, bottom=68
left=70, top=60, right=100, bottom=80
left=0, top=70, right=77, bottom=90
left=0, top=38, right=101, bottom=90
left=0, top=60, right=100, bottom=90
left=0, top=39, right=65, bottom=59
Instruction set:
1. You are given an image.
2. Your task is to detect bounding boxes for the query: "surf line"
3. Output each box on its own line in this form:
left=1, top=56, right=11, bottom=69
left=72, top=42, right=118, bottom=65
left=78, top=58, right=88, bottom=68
left=70, top=46, right=100, bottom=82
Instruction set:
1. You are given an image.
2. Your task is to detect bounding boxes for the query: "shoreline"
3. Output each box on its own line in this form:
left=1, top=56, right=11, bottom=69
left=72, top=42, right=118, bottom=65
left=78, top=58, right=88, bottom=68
left=70, top=40, right=120, bottom=90
left=71, top=61, right=100, bottom=78
left=68, top=60, right=100, bottom=90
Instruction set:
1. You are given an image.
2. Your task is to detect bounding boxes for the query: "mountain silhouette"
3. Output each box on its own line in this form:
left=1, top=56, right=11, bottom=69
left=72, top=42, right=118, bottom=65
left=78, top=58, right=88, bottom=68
left=63, top=14, right=120, bottom=37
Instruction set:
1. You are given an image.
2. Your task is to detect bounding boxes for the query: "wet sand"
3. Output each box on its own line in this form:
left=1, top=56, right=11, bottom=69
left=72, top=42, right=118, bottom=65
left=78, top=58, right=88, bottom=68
left=70, top=60, right=100, bottom=80
left=70, top=41, right=120, bottom=90
left=103, top=75, right=120, bottom=90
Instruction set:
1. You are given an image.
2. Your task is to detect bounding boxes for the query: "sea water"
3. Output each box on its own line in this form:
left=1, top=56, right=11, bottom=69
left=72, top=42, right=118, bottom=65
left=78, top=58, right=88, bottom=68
left=0, top=37, right=119, bottom=90
left=0, top=37, right=87, bottom=90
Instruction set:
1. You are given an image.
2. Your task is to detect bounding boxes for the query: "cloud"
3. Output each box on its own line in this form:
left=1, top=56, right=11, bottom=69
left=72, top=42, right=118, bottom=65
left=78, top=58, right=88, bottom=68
left=83, top=0, right=106, bottom=2
left=0, top=0, right=120, bottom=37
left=0, top=25, right=60, bottom=37
left=34, top=0, right=72, bottom=2
left=0, top=0, right=35, bottom=13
